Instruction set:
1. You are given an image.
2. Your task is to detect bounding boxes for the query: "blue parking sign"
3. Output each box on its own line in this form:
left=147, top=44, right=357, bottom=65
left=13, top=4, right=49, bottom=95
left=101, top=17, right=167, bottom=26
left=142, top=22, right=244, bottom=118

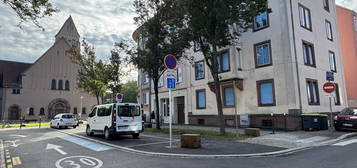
left=166, top=77, right=176, bottom=89
left=326, top=71, right=334, bottom=81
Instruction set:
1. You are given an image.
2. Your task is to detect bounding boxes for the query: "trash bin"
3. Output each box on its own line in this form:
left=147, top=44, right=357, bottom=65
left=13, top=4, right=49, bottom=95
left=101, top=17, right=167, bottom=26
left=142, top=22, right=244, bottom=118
left=301, top=114, right=328, bottom=131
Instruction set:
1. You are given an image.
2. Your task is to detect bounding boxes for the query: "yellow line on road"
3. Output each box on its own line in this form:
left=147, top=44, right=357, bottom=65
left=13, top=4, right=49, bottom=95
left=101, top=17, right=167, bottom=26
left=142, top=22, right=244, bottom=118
left=12, top=157, right=21, bottom=166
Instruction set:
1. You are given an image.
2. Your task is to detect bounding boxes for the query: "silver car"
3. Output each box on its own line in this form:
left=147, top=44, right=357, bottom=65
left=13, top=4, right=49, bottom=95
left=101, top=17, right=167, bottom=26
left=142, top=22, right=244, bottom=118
left=50, top=113, right=77, bottom=129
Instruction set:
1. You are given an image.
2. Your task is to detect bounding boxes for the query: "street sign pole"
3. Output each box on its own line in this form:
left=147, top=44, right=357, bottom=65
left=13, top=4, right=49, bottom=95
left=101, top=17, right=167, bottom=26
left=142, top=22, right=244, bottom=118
left=329, top=96, right=333, bottom=127
left=324, top=72, right=335, bottom=127
left=169, top=88, right=172, bottom=148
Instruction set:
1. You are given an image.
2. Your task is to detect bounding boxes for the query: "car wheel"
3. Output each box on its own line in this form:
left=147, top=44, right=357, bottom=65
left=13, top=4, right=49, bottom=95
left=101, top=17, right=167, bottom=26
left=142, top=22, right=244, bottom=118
left=104, top=128, right=112, bottom=140
left=86, top=126, right=93, bottom=136
left=132, top=133, right=140, bottom=139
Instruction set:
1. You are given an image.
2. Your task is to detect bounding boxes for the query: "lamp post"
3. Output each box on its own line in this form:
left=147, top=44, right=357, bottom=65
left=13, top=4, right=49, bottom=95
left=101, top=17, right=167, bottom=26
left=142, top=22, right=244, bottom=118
left=271, top=112, right=275, bottom=134
left=80, top=96, right=83, bottom=119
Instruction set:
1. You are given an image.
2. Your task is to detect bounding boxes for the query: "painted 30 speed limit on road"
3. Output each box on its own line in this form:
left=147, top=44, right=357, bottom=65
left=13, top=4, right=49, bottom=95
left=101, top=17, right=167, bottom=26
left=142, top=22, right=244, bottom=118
left=55, top=155, right=103, bottom=168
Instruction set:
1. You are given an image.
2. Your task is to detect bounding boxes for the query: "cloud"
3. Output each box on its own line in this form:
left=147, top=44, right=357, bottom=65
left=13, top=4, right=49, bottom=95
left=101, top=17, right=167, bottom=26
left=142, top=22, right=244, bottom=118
left=0, top=0, right=137, bottom=81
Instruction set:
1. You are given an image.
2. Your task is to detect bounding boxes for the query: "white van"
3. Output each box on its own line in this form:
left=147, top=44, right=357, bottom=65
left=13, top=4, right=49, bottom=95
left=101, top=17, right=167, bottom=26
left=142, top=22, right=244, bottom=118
left=86, top=103, right=144, bottom=140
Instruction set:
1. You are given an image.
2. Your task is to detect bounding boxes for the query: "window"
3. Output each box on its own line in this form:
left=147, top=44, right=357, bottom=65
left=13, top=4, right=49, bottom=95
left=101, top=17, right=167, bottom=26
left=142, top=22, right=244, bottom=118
left=51, top=79, right=56, bottom=90
left=334, top=83, right=341, bottom=105
left=88, top=107, right=97, bottom=117
left=143, top=92, right=149, bottom=105
left=254, top=41, right=272, bottom=67
left=58, top=80, right=63, bottom=90
left=158, top=75, right=164, bottom=87
left=195, top=61, right=205, bottom=80
left=299, top=4, right=312, bottom=31
left=29, top=108, right=34, bottom=116
left=176, top=67, right=183, bottom=83
left=323, top=0, right=329, bottom=11
left=257, top=79, right=276, bottom=106
left=217, top=51, right=230, bottom=72
left=144, top=73, right=149, bottom=83
left=223, top=87, right=235, bottom=107
left=329, top=51, right=336, bottom=72
left=303, top=41, right=315, bottom=66
left=306, top=79, right=320, bottom=105
left=196, top=89, right=206, bottom=109
left=354, top=15, right=357, bottom=31
left=253, top=12, right=269, bottom=31
left=82, top=107, right=86, bottom=114
left=97, top=106, right=110, bottom=117
left=40, top=108, right=45, bottom=115
left=65, top=80, right=70, bottom=90
left=118, top=105, right=140, bottom=117
left=12, top=89, right=20, bottom=94
left=73, top=107, right=78, bottom=114
left=325, top=20, right=333, bottom=41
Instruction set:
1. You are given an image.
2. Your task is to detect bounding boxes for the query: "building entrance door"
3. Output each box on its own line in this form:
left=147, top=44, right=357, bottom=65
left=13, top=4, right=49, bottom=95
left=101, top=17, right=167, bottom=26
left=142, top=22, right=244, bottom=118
left=176, top=96, right=185, bottom=124
left=8, top=105, right=20, bottom=120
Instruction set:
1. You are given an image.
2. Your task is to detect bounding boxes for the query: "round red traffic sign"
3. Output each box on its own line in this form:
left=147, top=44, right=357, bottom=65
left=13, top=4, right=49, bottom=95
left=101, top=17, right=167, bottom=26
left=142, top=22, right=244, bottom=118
left=164, top=54, right=177, bottom=70
left=323, top=82, right=335, bottom=93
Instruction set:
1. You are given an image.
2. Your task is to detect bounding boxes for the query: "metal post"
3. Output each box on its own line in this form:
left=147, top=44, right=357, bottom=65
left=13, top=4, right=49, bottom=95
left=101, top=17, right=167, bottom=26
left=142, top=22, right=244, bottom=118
left=284, top=113, right=287, bottom=132
left=329, top=96, right=333, bottom=127
left=80, top=96, right=83, bottom=120
left=39, top=117, right=41, bottom=128
left=271, top=113, right=275, bottom=134
left=169, top=89, right=172, bottom=148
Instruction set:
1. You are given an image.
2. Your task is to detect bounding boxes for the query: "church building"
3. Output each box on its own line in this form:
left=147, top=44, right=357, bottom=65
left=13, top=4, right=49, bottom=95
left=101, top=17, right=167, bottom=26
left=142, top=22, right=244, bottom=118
left=0, top=16, right=97, bottom=121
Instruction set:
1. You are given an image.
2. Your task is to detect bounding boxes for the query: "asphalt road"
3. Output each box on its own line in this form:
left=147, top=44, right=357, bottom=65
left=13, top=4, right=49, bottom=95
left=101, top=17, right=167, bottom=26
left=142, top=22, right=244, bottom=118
left=1, top=127, right=357, bottom=168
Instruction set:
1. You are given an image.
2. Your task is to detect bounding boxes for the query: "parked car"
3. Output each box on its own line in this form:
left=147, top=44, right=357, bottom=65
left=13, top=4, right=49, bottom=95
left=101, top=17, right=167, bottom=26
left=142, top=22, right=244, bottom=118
left=50, top=113, right=77, bottom=129
left=334, top=108, right=357, bottom=131
left=86, top=103, right=144, bottom=140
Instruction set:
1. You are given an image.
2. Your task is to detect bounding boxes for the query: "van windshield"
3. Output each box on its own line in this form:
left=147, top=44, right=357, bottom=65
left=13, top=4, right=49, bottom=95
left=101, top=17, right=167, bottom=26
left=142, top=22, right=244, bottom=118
left=118, top=105, right=140, bottom=117
left=62, top=114, right=74, bottom=118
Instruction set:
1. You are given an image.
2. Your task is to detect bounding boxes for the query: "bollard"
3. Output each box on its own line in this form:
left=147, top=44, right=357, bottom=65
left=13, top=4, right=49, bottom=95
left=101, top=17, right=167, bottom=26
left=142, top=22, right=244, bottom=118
left=39, top=117, right=41, bottom=128
left=270, top=113, right=275, bottom=134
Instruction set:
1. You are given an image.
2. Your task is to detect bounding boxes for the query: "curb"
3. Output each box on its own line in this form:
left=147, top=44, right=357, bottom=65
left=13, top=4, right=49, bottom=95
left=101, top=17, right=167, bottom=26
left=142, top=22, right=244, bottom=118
left=0, top=140, right=5, bottom=168
left=0, top=126, right=50, bottom=131
left=56, top=129, right=357, bottom=159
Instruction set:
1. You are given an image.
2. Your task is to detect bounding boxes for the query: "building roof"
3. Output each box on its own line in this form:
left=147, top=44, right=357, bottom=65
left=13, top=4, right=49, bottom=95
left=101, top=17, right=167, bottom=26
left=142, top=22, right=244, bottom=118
left=55, top=16, right=80, bottom=39
left=0, top=60, right=32, bottom=88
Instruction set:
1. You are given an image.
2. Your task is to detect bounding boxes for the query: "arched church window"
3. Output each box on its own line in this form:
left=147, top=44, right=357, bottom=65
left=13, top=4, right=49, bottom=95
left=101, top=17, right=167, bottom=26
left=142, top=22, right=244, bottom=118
left=65, top=80, right=70, bottom=90
left=73, top=107, right=77, bottom=114
left=51, top=79, right=56, bottom=90
left=58, top=80, right=63, bottom=90
left=29, top=108, right=34, bottom=116
left=82, top=107, right=86, bottom=114
left=40, top=108, right=45, bottom=115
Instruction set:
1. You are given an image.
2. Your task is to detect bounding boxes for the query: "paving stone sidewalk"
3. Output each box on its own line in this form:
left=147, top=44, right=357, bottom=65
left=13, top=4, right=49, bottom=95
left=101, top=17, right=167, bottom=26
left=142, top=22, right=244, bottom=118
left=162, top=124, right=353, bottom=148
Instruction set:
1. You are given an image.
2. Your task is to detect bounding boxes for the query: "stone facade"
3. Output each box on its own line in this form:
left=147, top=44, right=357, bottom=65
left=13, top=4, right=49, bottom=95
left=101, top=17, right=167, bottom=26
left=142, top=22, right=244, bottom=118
left=0, top=16, right=97, bottom=121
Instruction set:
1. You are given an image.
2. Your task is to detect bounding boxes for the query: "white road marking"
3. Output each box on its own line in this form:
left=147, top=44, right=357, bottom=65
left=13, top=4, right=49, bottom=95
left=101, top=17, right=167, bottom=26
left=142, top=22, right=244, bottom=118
left=46, top=144, right=67, bottom=155
left=4, top=140, right=20, bottom=148
left=55, top=156, right=103, bottom=168
left=10, top=134, right=26, bottom=138
left=296, top=136, right=329, bottom=144
left=332, top=139, right=357, bottom=146
left=0, top=140, right=5, bottom=168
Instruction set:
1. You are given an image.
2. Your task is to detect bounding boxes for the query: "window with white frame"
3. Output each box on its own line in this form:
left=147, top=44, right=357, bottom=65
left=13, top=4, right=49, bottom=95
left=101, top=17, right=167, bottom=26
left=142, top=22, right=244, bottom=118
left=306, top=79, right=320, bottom=105
left=158, top=75, right=164, bottom=87
left=195, top=61, right=205, bottom=80
left=254, top=41, right=272, bottom=67
left=329, top=51, right=336, bottom=72
left=176, top=67, right=183, bottom=83
left=325, top=20, right=333, bottom=41
left=253, top=12, right=269, bottom=31
left=217, top=51, right=230, bottom=72
left=299, top=4, right=312, bottom=30
left=257, top=79, right=275, bottom=106
left=334, top=83, right=341, bottom=105
left=303, top=41, right=315, bottom=66
left=223, top=87, right=235, bottom=107
left=323, top=0, right=329, bottom=11
left=196, top=89, right=206, bottom=109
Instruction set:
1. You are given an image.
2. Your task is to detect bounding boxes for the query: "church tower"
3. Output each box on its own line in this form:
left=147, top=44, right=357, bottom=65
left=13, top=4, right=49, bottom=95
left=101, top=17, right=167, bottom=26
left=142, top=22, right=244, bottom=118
left=55, top=16, right=80, bottom=47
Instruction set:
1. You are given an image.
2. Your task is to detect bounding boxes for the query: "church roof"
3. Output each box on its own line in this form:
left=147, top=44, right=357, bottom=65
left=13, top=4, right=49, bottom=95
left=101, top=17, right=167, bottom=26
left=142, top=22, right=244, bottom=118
left=0, top=60, right=32, bottom=88
left=55, top=16, right=80, bottom=38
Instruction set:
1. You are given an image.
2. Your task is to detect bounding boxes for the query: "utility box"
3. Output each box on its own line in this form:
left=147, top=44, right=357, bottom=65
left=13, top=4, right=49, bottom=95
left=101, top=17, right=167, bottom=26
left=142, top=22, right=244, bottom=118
left=301, top=114, right=328, bottom=131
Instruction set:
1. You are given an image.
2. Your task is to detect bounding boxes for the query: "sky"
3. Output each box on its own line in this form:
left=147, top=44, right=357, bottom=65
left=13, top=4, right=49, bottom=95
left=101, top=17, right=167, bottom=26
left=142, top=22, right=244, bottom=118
left=0, top=0, right=356, bottom=81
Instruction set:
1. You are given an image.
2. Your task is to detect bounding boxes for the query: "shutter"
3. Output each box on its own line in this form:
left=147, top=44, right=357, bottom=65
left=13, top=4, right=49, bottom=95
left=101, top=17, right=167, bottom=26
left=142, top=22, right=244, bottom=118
left=178, top=67, right=183, bottom=83
left=146, top=92, right=150, bottom=105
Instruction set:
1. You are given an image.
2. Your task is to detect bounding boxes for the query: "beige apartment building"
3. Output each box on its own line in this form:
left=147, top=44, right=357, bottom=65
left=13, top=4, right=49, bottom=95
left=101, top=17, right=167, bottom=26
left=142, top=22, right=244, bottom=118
left=135, top=0, right=347, bottom=130
left=0, top=16, right=97, bottom=121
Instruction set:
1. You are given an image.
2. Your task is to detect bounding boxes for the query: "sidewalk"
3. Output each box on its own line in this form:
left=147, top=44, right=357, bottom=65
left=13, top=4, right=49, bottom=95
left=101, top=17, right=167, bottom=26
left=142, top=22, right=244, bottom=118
left=162, top=124, right=352, bottom=148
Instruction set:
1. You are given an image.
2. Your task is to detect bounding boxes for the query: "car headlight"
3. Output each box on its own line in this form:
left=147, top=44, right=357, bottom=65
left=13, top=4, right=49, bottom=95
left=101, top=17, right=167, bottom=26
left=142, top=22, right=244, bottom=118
left=333, top=116, right=338, bottom=120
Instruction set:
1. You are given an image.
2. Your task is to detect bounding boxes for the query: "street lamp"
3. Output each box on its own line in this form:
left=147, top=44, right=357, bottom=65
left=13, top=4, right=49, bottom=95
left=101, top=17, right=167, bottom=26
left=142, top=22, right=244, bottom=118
left=270, top=112, right=275, bottom=134
left=80, top=96, right=83, bottom=119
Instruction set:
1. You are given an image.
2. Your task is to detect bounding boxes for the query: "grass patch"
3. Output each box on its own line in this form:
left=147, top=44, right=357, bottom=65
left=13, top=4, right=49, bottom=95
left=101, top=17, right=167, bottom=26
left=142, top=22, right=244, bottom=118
left=145, top=128, right=251, bottom=141
left=0, top=122, right=51, bottom=129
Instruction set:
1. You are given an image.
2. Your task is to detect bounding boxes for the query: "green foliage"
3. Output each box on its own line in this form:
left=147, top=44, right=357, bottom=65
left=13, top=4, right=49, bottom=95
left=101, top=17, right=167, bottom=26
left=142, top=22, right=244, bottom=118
left=122, top=81, right=138, bottom=103
left=3, top=0, right=58, bottom=30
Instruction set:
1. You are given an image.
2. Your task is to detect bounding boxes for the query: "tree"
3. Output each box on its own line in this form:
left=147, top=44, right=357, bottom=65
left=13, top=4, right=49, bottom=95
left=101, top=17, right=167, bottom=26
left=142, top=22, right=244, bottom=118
left=2, top=0, right=58, bottom=30
left=70, top=39, right=107, bottom=105
left=107, top=47, right=126, bottom=97
left=119, top=0, right=190, bottom=129
left=179, top=0, right=269, bottom=135
left=122, top=81, right=138, bottom=103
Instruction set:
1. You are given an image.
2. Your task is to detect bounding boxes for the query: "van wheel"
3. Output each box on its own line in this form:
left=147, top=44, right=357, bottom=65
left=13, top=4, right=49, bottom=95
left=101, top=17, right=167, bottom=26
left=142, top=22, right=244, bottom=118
left=86, top=126, right=94, bottom=136
left=104, top=128, right=112, bottom=140
left=73, top=125, right=77, bottom=129
left=132, top=133, right=140, bottom=139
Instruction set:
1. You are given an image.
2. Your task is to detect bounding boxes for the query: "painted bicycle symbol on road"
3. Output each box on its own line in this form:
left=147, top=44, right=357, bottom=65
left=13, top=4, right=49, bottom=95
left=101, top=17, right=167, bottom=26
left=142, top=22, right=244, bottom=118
left=55, top=156, right=103, bottom=168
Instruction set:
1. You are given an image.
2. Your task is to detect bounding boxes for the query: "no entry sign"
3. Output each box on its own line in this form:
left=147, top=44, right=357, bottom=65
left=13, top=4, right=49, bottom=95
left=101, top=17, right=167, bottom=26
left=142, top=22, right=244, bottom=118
left=164, top=54, right=177, bottom=70
left=323, top=82, right=335, bottom=93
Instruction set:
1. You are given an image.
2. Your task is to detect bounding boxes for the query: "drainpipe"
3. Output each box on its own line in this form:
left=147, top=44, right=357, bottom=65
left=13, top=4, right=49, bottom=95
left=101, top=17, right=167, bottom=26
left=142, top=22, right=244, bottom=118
left=289, top=0, right=303, bottom=113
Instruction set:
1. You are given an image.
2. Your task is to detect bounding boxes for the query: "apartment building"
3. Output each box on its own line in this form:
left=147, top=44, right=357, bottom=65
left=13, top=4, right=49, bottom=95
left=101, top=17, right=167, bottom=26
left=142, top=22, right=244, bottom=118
left=336, top=6, right=357, bottom=108
left=135, top=0, right=347, bottom=130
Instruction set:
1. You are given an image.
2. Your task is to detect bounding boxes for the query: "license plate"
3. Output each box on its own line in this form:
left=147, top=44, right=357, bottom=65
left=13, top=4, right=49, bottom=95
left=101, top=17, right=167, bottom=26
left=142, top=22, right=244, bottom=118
left=343, top=123, right=353, bottom=127
left=118, top=126, right=128, bottom=129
